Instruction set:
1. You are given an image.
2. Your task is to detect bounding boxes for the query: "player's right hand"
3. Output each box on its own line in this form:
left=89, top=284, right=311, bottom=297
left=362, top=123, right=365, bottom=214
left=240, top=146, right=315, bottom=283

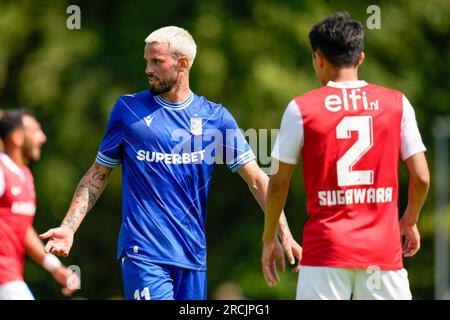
left=39, top=226, right=74, bottom=257
left=399, top=217, right=421, bottom=257
left=261, top=238, right=285, bottom=287
left=51, top=265, right=81, bottom=296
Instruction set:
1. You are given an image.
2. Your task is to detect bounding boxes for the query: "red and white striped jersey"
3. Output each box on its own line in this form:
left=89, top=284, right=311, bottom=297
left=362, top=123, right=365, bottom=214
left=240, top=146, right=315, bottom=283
left=0, top=153, right=36, bottom=284
left=272, top=80, right=426, bottom=270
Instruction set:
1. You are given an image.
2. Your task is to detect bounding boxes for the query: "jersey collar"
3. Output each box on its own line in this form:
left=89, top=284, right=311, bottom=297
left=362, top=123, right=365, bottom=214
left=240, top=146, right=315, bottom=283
left=154, top=91, right=194, bottom=110
left=327, top=80, right=368, bottom=88
left=0, top=153, right=26, bottom=182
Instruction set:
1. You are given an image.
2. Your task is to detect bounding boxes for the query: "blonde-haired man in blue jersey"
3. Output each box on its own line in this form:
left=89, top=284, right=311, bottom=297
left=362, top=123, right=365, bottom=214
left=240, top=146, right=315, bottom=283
left=40, top=26, right=302, bottom=300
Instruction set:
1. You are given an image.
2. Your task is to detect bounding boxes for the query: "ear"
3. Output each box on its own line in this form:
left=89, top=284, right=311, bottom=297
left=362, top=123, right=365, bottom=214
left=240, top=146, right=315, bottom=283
left=9, top=130, right=25, bottom=147
left=357, top=52, right=365, bottom=67
left=314, top=50, right=326, bottom=68
left=177, top=56, right=190, bottom=72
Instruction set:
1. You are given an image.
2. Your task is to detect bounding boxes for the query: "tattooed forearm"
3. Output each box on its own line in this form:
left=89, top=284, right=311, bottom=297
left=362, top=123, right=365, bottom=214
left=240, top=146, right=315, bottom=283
left=88, top=188, right=97, bottom=208
left=88, top=180, right=100, bottom=190
left=62, top=211, right=78, bottom=232
left=93, top=172, right=106, bottom=181
left=63, top=205, right=87, bottom=231
left=87, top=171, right=108, bottom=208
left=60, top=162, right=112, bottom=233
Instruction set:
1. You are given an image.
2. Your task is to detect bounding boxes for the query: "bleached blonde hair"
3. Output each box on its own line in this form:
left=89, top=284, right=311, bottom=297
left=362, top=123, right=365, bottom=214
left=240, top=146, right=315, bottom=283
left=145, top=26, right=197, bottom=69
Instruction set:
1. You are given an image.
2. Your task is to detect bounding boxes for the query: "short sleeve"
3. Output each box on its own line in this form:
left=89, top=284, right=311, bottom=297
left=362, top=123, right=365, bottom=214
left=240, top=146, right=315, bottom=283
left=220, top=108, right=256, bottom=173
left=96, top=98, right=124, bottom=168
left=400, top=95, right=426, bottom=161
left=271, top=100, right=303, bottom=164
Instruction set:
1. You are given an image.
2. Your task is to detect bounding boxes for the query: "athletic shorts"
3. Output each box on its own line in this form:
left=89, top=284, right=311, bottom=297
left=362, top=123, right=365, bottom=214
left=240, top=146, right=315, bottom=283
left=297, top=265, right=412, bottom=300
left=0, top=280, right=34, bottom=300
left=120, top=256, right=207, bottom=300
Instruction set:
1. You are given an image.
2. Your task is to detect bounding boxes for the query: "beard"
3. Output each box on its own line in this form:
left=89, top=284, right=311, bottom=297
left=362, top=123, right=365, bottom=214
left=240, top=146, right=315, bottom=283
left=148, top=69, right=179, bottom=96
left=22, top=141, right=40, bottom=162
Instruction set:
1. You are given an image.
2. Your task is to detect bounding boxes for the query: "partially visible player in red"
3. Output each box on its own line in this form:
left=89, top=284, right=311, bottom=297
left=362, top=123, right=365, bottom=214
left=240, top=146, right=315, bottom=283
left=0, top=109, right=80, bottom=299
left=262, top=12, right=430, bottom=299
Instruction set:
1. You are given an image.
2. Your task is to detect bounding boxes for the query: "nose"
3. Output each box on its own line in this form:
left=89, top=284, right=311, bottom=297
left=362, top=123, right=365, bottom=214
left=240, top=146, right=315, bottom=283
left=40, top=130, right=47, bottom=144
left=146, top=62, right=154, bottom=75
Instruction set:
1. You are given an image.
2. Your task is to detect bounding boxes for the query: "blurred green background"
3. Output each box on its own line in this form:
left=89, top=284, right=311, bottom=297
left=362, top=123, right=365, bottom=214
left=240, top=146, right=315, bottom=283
left=0, top=0, right=449, bottom=299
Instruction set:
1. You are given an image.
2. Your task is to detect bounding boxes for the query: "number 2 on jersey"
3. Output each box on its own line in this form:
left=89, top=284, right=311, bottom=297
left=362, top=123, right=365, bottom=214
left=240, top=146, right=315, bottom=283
left=336, top=116, right=374, bottom=187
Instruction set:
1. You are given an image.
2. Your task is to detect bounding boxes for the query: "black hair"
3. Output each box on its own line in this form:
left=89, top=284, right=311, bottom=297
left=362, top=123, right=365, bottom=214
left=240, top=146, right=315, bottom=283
left=308, top=12, right=364, bottom=67
left=0, top=108, right=35, bottom=140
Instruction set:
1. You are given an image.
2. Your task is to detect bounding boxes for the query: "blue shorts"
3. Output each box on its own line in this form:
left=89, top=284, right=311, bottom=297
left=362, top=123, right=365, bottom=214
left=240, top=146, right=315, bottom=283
left=120, top=256, right=207, bottom=300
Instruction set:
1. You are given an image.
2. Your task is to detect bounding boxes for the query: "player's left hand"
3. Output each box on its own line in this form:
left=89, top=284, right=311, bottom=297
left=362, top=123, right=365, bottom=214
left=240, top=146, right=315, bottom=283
left=51, top=266, right=81, bottom=296
left=261, top=238, right=285, bottom=287
left=399, top=217, right=421, bottom=257
left=280, top=234, right=302, bottom=272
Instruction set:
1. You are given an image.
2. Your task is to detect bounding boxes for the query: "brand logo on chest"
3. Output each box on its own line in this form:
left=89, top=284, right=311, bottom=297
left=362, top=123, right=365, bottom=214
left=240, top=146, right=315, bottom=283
left=190, top=118, right=203, bottom=135
left=144, top=115, right=154, bottom=127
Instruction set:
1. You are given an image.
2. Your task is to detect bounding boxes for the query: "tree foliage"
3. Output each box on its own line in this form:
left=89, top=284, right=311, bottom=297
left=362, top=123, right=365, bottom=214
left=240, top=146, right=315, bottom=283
left=0, top=0, right=448, bottom=299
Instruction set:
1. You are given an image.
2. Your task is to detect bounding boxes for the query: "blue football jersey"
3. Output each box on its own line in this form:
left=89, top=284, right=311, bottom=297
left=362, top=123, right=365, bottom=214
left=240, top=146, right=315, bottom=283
left=96, top=90, right=255, bottom=271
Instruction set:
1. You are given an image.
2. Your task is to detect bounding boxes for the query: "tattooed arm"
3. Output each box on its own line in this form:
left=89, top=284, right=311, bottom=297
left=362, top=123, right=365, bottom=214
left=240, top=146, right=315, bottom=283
left=40, top=162, right=112, bottom=257
left=62, top=162, right=111, bottom=232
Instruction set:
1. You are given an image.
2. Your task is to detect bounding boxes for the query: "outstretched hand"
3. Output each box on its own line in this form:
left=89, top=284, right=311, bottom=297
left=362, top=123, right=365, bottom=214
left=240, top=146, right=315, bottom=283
left=39, top=226, right=74, bottom=257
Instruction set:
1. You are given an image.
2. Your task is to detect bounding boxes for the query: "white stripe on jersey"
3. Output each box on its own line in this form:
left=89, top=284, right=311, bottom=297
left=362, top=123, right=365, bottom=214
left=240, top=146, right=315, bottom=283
left=96, top=151, right=121, bottom=167
left=0, top=153, right=26, bottom=183
left=154, top=91, right=194, bottom=110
